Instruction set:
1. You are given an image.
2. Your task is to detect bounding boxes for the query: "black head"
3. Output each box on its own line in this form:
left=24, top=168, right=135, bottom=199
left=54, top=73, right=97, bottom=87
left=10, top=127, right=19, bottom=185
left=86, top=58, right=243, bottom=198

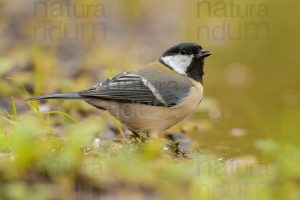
left=159, top=43, right=211, bottom=83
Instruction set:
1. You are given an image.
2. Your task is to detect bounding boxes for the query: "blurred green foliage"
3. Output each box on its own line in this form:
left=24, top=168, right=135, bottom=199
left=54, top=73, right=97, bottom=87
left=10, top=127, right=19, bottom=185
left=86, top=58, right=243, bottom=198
left=0, top=103, right=300, bottom=199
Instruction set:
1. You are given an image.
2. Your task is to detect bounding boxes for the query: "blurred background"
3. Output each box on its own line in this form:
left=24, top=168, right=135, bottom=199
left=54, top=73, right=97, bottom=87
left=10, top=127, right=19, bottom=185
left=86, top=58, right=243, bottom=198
left=0, top=0, right=300, bottom=199
left=1, top=0, right=299, bottom=157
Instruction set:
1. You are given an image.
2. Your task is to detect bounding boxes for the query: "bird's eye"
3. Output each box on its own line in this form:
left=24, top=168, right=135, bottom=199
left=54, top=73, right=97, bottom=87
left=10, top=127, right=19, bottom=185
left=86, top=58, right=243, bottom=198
left=180, top=50, right=186, bottom=55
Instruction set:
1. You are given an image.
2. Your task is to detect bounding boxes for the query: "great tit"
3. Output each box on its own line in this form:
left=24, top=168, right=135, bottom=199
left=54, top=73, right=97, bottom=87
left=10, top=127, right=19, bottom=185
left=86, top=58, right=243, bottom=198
left=26, top=43, right=211, bottom=135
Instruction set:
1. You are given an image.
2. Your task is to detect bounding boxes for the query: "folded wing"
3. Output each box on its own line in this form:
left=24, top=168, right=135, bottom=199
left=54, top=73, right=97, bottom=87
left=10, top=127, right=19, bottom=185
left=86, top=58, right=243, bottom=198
left=78, top=72, right=190, bottom=107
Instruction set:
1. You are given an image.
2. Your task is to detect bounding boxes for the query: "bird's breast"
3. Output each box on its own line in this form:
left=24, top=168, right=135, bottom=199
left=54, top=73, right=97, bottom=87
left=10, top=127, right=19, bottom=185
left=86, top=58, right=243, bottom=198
left=174, top=81, right=203, bottom=110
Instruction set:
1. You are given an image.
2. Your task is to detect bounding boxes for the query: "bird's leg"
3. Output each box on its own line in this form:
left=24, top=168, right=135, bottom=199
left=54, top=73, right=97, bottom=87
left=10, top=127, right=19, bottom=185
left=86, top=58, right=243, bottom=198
left=130, top=131, right=141, bottom=143
left=130, top=131, right=147, bottom=143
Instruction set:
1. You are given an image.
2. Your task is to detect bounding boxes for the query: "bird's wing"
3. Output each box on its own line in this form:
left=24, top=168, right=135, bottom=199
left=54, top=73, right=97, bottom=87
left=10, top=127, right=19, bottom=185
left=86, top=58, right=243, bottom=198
left=78, top=71, right=191, bottom=107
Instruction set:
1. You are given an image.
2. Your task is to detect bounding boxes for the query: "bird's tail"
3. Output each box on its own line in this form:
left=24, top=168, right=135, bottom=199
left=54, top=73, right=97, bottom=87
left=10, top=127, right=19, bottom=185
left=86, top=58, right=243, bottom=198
left=25, top=92, right=83, bottom=101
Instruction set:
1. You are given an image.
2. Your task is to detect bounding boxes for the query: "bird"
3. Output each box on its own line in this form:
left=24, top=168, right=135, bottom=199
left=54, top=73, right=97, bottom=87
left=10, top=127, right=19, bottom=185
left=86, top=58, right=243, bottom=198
left=25, top=43, right=211, bottom=137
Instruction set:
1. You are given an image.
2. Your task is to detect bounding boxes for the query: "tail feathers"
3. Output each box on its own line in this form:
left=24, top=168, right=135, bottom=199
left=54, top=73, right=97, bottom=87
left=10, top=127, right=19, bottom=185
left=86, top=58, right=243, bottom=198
left=25, top=92, right=83, bottom=101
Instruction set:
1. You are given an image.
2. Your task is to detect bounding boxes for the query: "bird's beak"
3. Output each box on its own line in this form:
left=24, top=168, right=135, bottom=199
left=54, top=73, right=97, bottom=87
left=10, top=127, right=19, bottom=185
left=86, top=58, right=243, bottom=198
left=198, top=50, right=212, bottom=58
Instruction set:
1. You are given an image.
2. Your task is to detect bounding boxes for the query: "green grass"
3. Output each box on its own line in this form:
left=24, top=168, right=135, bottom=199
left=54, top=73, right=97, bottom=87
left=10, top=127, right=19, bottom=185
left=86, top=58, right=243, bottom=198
left=0, top=96, right=300, bottom=200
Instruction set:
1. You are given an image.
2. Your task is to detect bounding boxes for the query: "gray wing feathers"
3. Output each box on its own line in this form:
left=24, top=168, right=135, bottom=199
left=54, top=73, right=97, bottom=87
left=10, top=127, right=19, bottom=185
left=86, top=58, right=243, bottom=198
left=134, top=66, right=193, bottom=106
left=26, top=70, right=193, bottom=107
left=79, top=70, right=193, bottom=107
left=79, top=72, right=167, bottom=106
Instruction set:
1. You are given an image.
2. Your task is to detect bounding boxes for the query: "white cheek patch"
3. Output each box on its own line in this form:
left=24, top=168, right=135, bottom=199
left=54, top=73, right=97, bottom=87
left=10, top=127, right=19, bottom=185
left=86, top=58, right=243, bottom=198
left=161, top=54, right=194, bottom=75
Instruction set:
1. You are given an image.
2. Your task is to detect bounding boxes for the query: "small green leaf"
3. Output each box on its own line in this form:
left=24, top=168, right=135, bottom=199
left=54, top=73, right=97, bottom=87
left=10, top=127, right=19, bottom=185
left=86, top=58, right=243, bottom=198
left=11, top=96, right=17, bottom=120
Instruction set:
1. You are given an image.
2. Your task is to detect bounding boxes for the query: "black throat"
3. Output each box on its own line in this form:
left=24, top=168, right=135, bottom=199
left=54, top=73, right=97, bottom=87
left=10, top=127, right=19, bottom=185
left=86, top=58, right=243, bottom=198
left=186, top=59, right=205, bottom=83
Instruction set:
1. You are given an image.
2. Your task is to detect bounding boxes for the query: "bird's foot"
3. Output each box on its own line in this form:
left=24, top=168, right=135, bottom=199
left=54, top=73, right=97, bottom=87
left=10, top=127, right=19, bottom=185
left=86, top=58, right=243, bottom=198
left=130, top=132, right=148, bottom=143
